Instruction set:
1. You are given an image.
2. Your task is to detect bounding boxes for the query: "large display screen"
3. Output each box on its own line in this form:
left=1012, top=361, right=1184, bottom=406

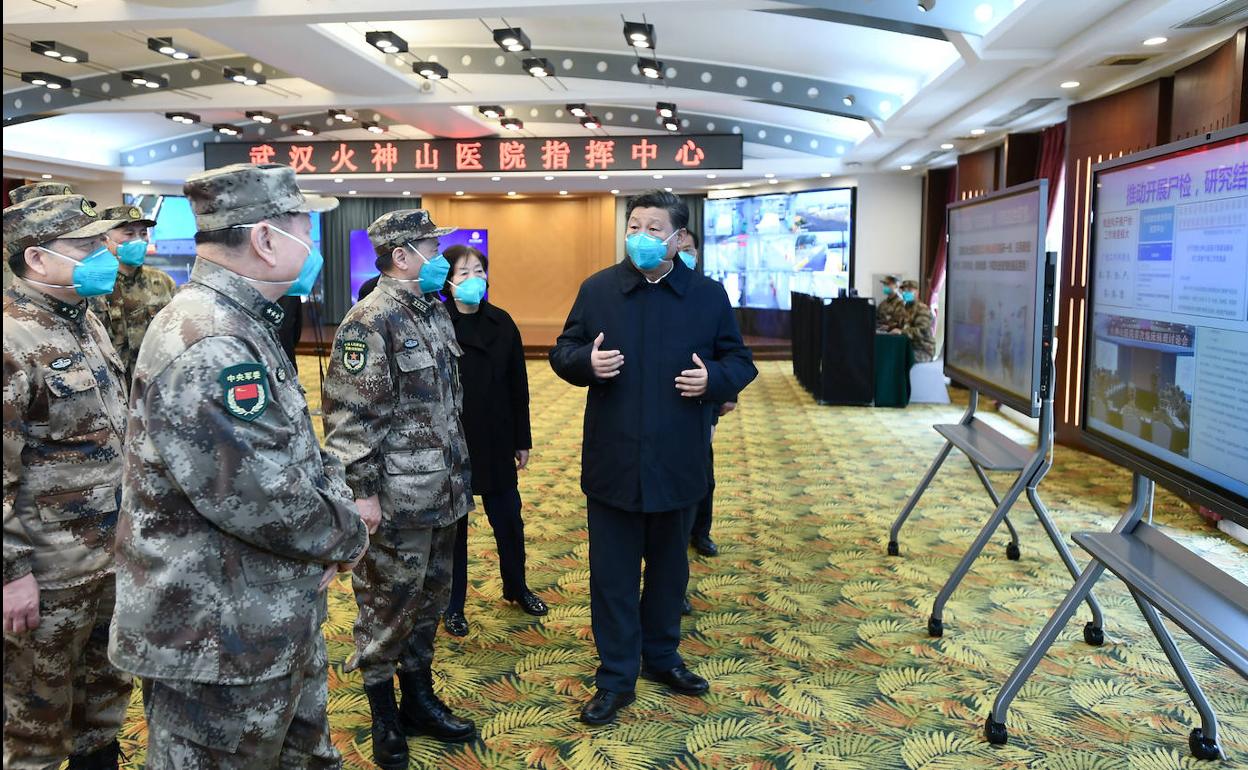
left=945, top=181, right=1048, bottom=416
left=349, top=228, right=488, bottom=301
left=1083, top=127, right=1248, bottom=521
left=703, top=188, right=854, bottom=309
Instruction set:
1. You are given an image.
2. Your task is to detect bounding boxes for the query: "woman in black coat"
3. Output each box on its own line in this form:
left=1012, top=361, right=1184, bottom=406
left=441, top=245, right=547, bottom=636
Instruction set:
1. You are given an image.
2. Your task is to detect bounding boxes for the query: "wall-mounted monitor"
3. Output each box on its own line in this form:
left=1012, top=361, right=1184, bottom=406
left=1082, top=124, right=1247, bottom=525
left=702, top=188, right=855, bottom=310
left=945, top=180, right=1049, bottom=417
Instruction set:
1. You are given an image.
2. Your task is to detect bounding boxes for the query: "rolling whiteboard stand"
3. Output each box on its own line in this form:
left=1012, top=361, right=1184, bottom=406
left=985, top=473, right=1248, bottom=761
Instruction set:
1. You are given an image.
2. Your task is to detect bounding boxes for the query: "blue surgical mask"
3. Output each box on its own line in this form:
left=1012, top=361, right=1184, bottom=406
left=451, top=276, right=487, bottom=306
left=882, top=285, right=893, bottom=296
left=35, top=245, right=119, bottom=297
left=233, top=222, right=323, bottom=297
left=408, top=244, right=451, bottom=295
left=626, top=231, right=677, bottom=271
left=677, top=251, right=697, bottom=270
left=113, top=237, right=148, bottom=267
left=902, top=291, right=916, bottom=303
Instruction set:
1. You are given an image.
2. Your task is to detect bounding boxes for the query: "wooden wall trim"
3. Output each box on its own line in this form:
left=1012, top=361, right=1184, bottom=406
left=1170, top=28, right=1248, bottom=141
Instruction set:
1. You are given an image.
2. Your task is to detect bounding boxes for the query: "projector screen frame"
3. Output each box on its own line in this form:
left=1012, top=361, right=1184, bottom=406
left=1079, top=123, right=1248, bottom=526
left=943, top=179, right=1050, bottom=418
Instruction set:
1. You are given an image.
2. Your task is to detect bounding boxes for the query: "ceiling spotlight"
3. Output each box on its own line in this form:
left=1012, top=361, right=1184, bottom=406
left=415, top=61, right=449, bottom=80
left=41, top=174, right=52, bottom=179
left=246, top=111, right=276, bottom=124
left=706, top=173, right=717, bottom=179
left=330, top=109, right=355, bottom=122
left=656, top=102, right=677, bottom=119
left=402, top=191, right=412, bottom=196
left=764, top=172, right=775, bottom=178
left=21, top=72, right=71, bottom=90
left=493, top=27, right=531, bottom=53
left=544, top=175, right=555, bottom=181
left=213, top=123, right=242, bottom=137
left=31, top=41, right=88, bottom=64
left=334, top=178, right=344, bottom=183
left=559, top=190, right=569, bottom=196
left=640, top=61, right=664, bottom=80
left=385, top=177, right=395, bottom=182
left=437, top=176, right=448, bottom=182
left=940, top=142, right=954, bottom=150
left=610, top=189, right=620, bottom=194
left=901, top=164, right=913, bottom=170
left=663, top=118, right=679, bottom=131
left=362, top=120, right=386, bottom=134
left=165, top=111, right=200, bottom=125
left=491, top=176, right=502, bottom=182
left=293, top=124, right=317, bottom=137
left=348, top=190, right=358, bottom=195
left=842, top=94, right=855, bottom=107
left=580, top=116, right=601, bottom=129
left=1142, top=36, right=1167, bottom=46
left=917, top=0, right=936, bottom=12
left=1060, top=80, right=1080, bottom=89
left=366, top=31, right=408, bottom=54
left=455, top=191, right=465, bottom=196
left=478, top=105, right=505, bottom=119
left=820, top=172, right=832, bottom=177
left=122, top=70, right=163, bottom=89
left=623, top=21, right=656, bottom=49
left=147, top=37, right=195, bottom=61
left=141, top=180, right=152, bottom=185
left=507, top=191, right=517, bottom=196
left=969, top=128, right=986, bottom=136
left=524, top=57, right=554, bottom=78
left=653, top=174, right=664, bottom=180
left=223, top=67, right=264, bottom=86
left=568, top=103, right=589, bottom=117
left=767, top=179, right=779, bottom=185
left=500, top=117, right=524, bottom=130
left=598, top=174, right=609, bottom=180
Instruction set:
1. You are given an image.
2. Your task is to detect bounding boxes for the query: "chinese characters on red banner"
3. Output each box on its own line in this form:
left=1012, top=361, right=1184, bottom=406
left=631, top=139, right=658, bottom=169
left=371, top=142, right=398, bottom=173
left=456, top=142, right=484, bottom=171
left=542, top=140, right=570, bottom=170
left=330, top=143, right=358, bottom=173
left=288, top=145, right=316, bottom=173
left=675, top=139, right=705, bottom=167
left=249, top=144, right=276, bottom=165
left=499, top=141, right=527, bottom=171
left=414, top=143, right=439, bottom=171
left=586, top=140, right=615, bottom=170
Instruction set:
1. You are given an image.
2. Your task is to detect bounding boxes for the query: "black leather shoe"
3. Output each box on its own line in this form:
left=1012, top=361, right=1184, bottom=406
left=443, top=610, right=469, bottom=637
left=692, top=535, right=719, bottom=557
left=363, top=680, right=410, bottom=770
left=682, top=597, right=693, bottom=615
left=579, top=689, right=636, bottom=725
left=642, top=665, right=710, bottom=696
left=397, top=667, right=476, bottom=742
left=505, top=589, right=549, bottom=616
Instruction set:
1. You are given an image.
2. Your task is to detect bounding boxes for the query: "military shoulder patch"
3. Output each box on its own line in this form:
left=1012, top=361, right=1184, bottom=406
left=341, top=340, right=368, bottom=373
left=219, top=363, right=269, bottom=422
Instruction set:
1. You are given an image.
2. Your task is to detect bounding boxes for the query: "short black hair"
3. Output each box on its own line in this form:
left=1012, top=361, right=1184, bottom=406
left=685, top=231, right=700, bottom=250
left=626, top=189, right=689, bottom=233
left=442, top=245, right=488, bottom=296
left=194, top=211, right=299, bottom=248
left=8, top=250, right=28, bottom=278
left=374, top=243, right=395, bottom=272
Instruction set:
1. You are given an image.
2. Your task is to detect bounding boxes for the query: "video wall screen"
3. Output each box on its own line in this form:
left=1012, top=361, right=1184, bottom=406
left=349, top=228, right=489, bottom=302
left=945, top=181, right=1048, bottom=416
left=702, top=188, right=854, bottom=309
left=1083, top=128, right=1247, bottom=519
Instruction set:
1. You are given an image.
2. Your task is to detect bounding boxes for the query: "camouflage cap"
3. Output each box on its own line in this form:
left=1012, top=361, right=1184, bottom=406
left=3, top=195, right=125, bottom=257
left=10, top=181, right=75, bottom=205
left=880, top=274, right=899, bottom=285
left=184, top=163, right=337, bottom=231
left=99, top=204, right=157, bottom=228
left=367, top=209, right=455, bottom=253
left=900, top=279, right=920, bottom=290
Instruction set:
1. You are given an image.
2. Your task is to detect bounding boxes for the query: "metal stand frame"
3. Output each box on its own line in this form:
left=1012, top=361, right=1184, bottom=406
left=886, top=364, right=1104, bottom=642
left=984, top=474, right=1228, bottom=761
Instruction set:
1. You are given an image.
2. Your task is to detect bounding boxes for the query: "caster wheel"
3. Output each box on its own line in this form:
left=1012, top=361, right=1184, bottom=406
left=984, top=717, right=1008, bottom=746
left=1188, top=728, right=1221, bottom=760
left=887, top=541, right=900, bottom=557
left=927, top=616, right=943, bottom=638
left=1083, top=623, right=1104, bottom=646
left=1006, top=542, right=1021, bottom=561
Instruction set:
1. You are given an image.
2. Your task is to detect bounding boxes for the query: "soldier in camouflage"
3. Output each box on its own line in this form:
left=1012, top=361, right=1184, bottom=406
left=322, top=209, right=476, bottom=768
left=895, top=279, right=936, bottom=362
left=4, top=182, right=80, bottom=291
left=91, top=205, right=176, bottom=384
left=108, top=164, right=369, bottom=769
left=877, top=274, right=904, bottom=332
left=3, top=194, right=130, bottom=770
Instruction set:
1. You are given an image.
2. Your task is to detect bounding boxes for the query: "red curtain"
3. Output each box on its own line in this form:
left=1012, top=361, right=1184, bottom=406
left=926, top=171, right=958, bottom=308
left=1036, top=122, right=1066, bottom=218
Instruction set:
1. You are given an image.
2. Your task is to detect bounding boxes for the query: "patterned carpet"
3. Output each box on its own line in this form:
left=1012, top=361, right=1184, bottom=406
left=113, top=358, right=1248, bottom=770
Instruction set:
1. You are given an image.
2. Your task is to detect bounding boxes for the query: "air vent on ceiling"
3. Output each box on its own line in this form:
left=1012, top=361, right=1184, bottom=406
left=1100, top=54, right=1155, bottom=66
left=1175, top=0, right=1248, bottom=28
left=987, top=98, right=1058, bottom=128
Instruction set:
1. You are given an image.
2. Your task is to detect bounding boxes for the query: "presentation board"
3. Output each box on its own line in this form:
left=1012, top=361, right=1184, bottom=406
left=702, top=188, right=854, bottom=309
left=1082, top=125, right=1248, bottom=523
left=945, top=180, right=1049, bottom=417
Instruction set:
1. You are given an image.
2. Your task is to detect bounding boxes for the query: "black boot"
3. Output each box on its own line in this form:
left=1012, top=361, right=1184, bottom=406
left=67, top=740, right=120, bottom=770
left=397, top=667, right=476, bottom=742
left=363, top=679, right=410, bottom=770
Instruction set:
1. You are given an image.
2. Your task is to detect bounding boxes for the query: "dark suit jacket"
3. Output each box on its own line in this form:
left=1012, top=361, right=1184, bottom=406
left=445, top=300, right=532, bottom=494
left=549, top=259, right=756, bottom=513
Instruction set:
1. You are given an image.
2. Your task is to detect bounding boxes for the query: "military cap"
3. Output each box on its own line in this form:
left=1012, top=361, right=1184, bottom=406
left=3, top=195, right=125, bottom=257
left=367, top=209, right=455, bottom=253
left=10, top=181, right=75, bottom=205
left=184, top=163, right=338, bottom=231
left=900, top=279, right=920, bottom=290
left=880, top=274, right=899, bottom=285
left=99, top=204, right=157, bottom=228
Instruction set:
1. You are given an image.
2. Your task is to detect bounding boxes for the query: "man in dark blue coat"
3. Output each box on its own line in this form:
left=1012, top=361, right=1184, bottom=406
left=550, top=190, right=757, bottom=725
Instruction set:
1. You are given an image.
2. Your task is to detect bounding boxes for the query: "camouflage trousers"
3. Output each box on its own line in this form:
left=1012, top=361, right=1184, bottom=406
left=348, top=521, right=456, bottom=686
left=142, top=633, right=339, bottom=770
left=3, top=574, right=131, bottom=770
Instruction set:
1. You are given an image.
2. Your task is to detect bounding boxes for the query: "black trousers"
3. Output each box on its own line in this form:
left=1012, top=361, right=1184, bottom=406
left=587, top=498, right=696, bottom=693
left=690, top=444, right=715, bottom=541
left=447, top=486, right=528, bottom=615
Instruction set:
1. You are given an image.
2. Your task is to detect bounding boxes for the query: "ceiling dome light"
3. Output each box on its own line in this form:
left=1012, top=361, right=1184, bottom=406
left=1142, top=36, right=1167, bottom=46
left=1060, top=80, right=1080, bottom=89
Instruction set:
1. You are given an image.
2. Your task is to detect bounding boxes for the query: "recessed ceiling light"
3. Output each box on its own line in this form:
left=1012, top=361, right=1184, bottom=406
left=491, top=176, right=502, bottom=182
left=610, top=189, right=620, bottom=194
left=764, top=173, right=775, bottom=178
left=768, top=179, right=779, bottom=185
left=436, top=176, right=447, bottom=182
left=507, top=191, right=517, bottom=196
left=384, top=177, right=395, bottom=183
left=141, top=180, right=152, bottom=185
left=41, top=173, right=52, bottom=179
left=455, top=191, right=465, bottom=196
left=706, top=173, right=717, bottom=179
left=334, top=178, right=344, bottom=183
left=970, top=128, right=986, bottom=136
left=559, top=190, right=568, bottom=195
left=348, top=190, right=358, bottom=195
left=940, top=142, right=955, bottom=150
left=842, top=95, right=855, bottom=107
left=653, top=174, right=664, bottom=180
left=402, top=191, right=411, bottom=196
left=664, top=187, right=673, bottom=192
left=1142, top=36, right=1167, bottom=46
left=1060, top=80, right=1080, bottom=89
left=598, top=174, right=609, bottom=180
left=820, top=172, right=832, bottom=178
left=901, top=164, right=913, bottom=171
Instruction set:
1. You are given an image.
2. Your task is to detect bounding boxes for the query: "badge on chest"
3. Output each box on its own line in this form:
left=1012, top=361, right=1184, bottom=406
left=220, top=363, right=269, bottom=421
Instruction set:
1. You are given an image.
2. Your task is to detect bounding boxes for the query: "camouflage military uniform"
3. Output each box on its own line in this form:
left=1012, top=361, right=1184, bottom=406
left=108, top=164, right=365, bottom=769
left=3, top=195, right=131, bottom=770
left=877, top=293, right=905, bottom=331
left=898, top=282, right=936, bottom=362
left=322, top=212, right=472, bottom=688
left=90, top=206, right=176, bottom=383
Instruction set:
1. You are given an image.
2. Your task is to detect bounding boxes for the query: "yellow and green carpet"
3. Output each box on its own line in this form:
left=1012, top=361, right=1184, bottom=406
left=114, top=359, right=1248, bottom=769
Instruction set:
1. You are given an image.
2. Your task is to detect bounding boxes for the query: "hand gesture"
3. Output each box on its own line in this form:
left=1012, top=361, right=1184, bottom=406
left=590, top=332, right=624, bottom=380
left=355, top=495, right=382, bottom=535
left=718, top=401, right=737, bottom=416
left=3, top=573, right=40, bottom=635
left=676, top=353, right=709, bottom=398
left=516, top=450, right=530, bottom=470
